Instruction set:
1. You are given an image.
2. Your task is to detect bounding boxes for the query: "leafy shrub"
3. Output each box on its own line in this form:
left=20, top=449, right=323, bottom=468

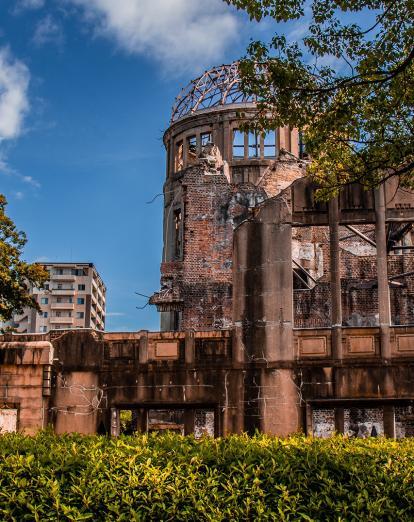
left=0, top=432, right=413, bottom=521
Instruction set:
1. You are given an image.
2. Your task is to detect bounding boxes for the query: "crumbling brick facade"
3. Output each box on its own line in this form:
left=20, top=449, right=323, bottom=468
left=150, top=105, right=305, bottom=331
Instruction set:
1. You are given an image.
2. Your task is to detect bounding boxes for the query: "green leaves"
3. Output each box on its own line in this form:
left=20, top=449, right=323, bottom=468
left=225, top=0, right=414, bottom=195
left=0, top=195, right=48, bottom=326
left=0, top=432, right=414, bottom=520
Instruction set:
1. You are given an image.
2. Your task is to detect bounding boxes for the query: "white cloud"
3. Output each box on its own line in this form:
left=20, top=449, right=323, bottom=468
left=0, top=47, right=30, bottom=140
left=0, top=48, right=40, bottom=192
left=22, top=175, right=41, bottom=188
left=33, top=15, right=64, bottom=47
left=16, top=0, right=45, bottom=10
left=67, top=0, right=239, bottom=73
left=106, top=312, right=126, bottom=317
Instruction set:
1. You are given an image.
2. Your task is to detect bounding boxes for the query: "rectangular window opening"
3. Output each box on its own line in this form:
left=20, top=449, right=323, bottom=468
left=200, top=132, right=212, bottom=152
left=175, top=141, right=184, bottom=172
left=233, top=129, right=244, bottom=159
left=263, top=130, right=277, bottom=158
left=187, top=135, right=197, bottom=165
left=173, top=208, right=182, bottom=260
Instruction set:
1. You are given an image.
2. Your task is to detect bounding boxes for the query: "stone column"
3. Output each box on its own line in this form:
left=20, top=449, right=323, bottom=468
left=233, top=195, right=299, bottom=435
left=185, top=330, right=195, bottom=365
left=329, top=197, right=343, bottom=360
left=139, top=331, right=149, bottom=364
left=375, top=185, right=391, bottom=359
left=383, top=405, right=396, bottom=438
left=110, top=408, right=120, bottom=437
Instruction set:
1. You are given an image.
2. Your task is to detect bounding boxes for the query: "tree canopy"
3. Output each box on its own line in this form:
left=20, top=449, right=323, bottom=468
left=0, top=195, right=48, bottom=327
left=226, top=0, right=414, bottom=196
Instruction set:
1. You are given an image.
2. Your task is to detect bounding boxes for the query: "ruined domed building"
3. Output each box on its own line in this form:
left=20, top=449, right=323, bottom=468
left=2, top=64, right=414, bottom=438
left=150, top=63, right=305, bottom=332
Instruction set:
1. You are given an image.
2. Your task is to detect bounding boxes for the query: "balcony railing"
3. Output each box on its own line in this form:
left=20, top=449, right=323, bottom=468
left=50, top=303, right=75, bottom=310
left=49, top=317, right=74, bottom=325
left=50, top=275, right=76, bottom=282
left=51, top=289, right=76, bottom=296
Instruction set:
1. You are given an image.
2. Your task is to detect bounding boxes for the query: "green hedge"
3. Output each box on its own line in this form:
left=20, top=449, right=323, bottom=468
left=0, top=432, right=413, bottom=521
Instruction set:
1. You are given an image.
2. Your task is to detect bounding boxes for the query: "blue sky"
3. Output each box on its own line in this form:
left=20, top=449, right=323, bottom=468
left=0, top=1, right=364, bottom=331
left=0, top=0, right=275, bottom=331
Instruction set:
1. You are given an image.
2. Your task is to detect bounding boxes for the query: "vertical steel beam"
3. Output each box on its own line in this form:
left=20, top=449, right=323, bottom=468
left=329, top=197, right=343, bottom=360
left=375, top=185, right=391, bottom=359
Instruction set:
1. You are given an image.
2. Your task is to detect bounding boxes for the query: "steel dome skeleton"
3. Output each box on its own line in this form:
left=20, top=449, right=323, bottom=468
left=171, top=63, right=256, bottom=123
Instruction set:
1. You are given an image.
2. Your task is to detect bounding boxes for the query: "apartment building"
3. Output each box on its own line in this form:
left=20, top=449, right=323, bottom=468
left=13, top=262, right=106, bottom=333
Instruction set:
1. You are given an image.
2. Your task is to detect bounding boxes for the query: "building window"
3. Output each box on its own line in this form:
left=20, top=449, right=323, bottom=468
left=56, top=312, right=61, bottom=317
left=77, top=298, right=85, bottom=305
left=248, top=131, right=260, bottom=158
left=233, top=129, right=244, bottom=159
left=263, top=130, right=277, bottom=158
left=293, top=267, right=310, bottom=289
left=39, top=326, right=47, bottom=333
left=201, top=132, right=212, bottom=151
left=57, top=283, right=62, bottom=289
left=68, top=297, right=73, bottom=303
left=44, top=284, right=49, bottom=290
left=76, top=312, right=85, bottom=319
left=78, top=284, right=86, bottom=291
left=40, top=297, right=48, bottom=305
left=175, top=141, right=184, bottom=172
left=173, top=208, right=183, bottom=260
left=55, top=269, right=63, bottom=275
left=43, top=312, right=48, bottom=318
left=187, top=135, right=197, bottom=165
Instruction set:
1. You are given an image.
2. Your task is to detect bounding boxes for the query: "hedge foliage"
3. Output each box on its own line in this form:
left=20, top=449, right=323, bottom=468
left=0, top=432, right=414, bottom=521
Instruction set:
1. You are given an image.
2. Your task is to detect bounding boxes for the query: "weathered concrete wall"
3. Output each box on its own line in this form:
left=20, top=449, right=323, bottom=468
left=0, top=341, right=52, bottom=434
left=2, top=326, right=414, bottom=437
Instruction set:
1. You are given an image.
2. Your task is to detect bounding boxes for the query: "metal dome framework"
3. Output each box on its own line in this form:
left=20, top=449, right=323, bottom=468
left=171, top=63, right=256, bottom=123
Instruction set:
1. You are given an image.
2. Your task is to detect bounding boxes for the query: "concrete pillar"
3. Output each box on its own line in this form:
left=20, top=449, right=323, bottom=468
left=244, top=132, right=249, bottom=161
left=184, top=409, right=195, bottom=435
left=279, top=126, right=287, bottom=150
left=290, top=128, right=299, bottom=157
left=137, top=408, right=147, bottom=433
left=329, top=197, right=343, bottom=360
left=110, top=408, right=119, bottom=437
left=233, top=198, right=294, bottom=363
left=185, top=331, right=195, bottom=365
left=213, top=122, right=223, bottom=155
left=260, top=369, right=301, bottom=435
left=375, top=185, right=391, bottom=359
left=383, top=405, right=396, bottom=438
left=305, top=403, right=313, bottom=436
left=335, top=407, right=345, bottom=434
left=168, top=138, right=174, bottom=177
left=139, top=331, right=149, bottom=364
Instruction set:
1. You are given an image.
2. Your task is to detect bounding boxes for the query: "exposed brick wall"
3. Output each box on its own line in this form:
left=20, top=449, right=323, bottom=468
left=294, top=236, right=414, bottom=327
left=157, top=148, right=414, bottom=331
left=157, top=154, right=304, bottom=331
